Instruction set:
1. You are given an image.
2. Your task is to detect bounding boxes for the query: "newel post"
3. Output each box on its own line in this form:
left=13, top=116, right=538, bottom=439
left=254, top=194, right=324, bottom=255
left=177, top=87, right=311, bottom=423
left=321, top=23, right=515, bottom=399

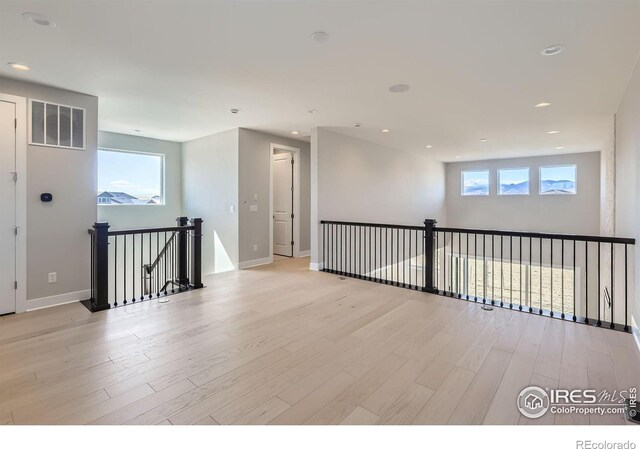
left=88, top=222, right=111, bottom=312
left=190, top=218, right=204, bottom=289
left=423, top=219, right=437, bottom=293
left=177, top=216, right=189, bottom=288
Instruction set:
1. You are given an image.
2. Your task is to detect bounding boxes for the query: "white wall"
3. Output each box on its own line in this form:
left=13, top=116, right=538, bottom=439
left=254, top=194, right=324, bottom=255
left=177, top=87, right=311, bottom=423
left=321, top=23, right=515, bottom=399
left=615, top=55, right=640, bottom=341
left=311, top=128, right=446, bottom=266
left=446, top=152, right=601, bottom=235
left=237, top=128, right=310, bottom=264
left=0, top=77, right=98, bottom=307
left=182, top=129, right=239, bottom=275
left=97, top=131, right=182, bottom=229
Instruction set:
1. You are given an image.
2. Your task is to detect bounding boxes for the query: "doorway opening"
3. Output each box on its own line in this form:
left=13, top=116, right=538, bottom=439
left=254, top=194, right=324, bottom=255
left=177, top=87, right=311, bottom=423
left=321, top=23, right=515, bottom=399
left=270, top=144, right=300, bottom=258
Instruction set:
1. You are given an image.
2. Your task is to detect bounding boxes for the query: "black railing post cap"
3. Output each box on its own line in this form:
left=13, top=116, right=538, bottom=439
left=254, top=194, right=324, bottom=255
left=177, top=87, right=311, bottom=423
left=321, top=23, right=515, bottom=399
left=94, top=222, right=110, bottom=229
left=424, top=219, right=437, bottom=227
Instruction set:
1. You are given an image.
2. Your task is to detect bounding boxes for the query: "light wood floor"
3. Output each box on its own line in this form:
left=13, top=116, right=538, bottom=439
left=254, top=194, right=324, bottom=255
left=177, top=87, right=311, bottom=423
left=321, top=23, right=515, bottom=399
left=1, top=257, right=639, bottom=425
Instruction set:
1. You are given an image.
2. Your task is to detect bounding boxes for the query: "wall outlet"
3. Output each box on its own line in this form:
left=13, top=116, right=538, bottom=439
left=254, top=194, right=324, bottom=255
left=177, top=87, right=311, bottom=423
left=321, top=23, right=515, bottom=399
left=253, top=244, right=258, bottom=252
left=48, top=272, right=57, bottom=284
left=250, top=204, right=258, bottom=212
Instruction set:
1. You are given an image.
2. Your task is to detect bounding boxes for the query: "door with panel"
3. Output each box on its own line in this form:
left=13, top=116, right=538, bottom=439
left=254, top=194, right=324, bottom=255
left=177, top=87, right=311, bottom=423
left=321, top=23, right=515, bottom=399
left=273, top=151, right=293, bottom=257
left=0, top=99, right=16, bottom=315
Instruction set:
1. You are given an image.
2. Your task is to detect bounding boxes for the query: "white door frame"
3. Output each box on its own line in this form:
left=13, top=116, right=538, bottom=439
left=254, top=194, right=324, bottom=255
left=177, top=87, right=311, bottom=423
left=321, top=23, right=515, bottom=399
left=0, top=92, right=27, bottom=314
left=270, top=143, right=301, bottom=258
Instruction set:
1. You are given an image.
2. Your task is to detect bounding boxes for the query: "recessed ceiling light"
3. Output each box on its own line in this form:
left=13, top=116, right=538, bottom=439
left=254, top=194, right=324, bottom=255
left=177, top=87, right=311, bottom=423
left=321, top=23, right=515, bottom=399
left=291, top=131, right=299, bottom=135
left=426, top=145, right=433, bottom=149
left=534, top=102, right=551, bottom=108
left=8, top=62, right=30, bottom=71
left=555, top=146, right=565, bottom=150
left=230, top=108, right=239, bottom=114
left=22, top=12, right=55, bottom=27
left=354, top=123, right=361, bottom=128
left=547, top=130, right=560, bottom=134
left=381, top=129, right=390, bottom=133
left=480, top=138, right=488, bottom=142
left=389, top=84, right=410, bottom=93
left=541, top=45, right=565, bottom=56
left=308, top=109, right=317, bottom=114
left=311, top=31, right=329, bottom=43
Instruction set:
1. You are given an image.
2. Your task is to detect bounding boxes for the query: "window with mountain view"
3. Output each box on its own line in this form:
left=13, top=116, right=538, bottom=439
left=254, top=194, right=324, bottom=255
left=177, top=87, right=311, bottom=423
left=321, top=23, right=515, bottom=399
left=539, top=165, right=576, bottom=195
left=97, top=149, right=164, bottom=205
left=461, top=170, right=489, bottom=196
left=498, top=168, right=529, bottom=195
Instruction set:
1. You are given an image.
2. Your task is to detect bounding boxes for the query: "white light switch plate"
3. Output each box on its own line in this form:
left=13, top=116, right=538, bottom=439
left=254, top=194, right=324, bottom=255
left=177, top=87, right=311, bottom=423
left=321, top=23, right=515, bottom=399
left=250, top=205, right=258, bottom=212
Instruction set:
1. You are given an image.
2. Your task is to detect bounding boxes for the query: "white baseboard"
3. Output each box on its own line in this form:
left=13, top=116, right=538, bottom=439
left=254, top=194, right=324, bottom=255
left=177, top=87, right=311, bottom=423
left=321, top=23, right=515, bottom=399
left=238, top=256, right=273, bottom=269
left=298, top=250, right=310, bottom=258
left=632, top=316, right=640, bottom=355
left=309, top=262, right=324, bottom=271
left=26, top=289, right=90, bottom=312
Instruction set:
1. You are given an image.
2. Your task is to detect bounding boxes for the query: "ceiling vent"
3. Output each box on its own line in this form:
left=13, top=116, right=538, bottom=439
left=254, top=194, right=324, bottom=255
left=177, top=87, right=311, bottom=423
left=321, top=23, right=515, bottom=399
left=29, top=99, right=85, bottom=150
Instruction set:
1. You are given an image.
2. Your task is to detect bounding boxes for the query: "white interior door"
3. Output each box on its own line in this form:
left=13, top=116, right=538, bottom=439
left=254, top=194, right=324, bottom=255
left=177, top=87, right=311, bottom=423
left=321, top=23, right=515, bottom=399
left=273, top=151, right=293, bottom=257
left=0, top=100, right=16, bottom=315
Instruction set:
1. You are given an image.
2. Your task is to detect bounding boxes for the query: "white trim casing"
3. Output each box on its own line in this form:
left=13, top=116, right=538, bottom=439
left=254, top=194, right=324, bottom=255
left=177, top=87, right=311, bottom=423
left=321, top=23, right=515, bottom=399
left=309, top=262, right=324, bottom=271
left=25, top=289, right=90, bottom=312
left=1, top=92, right=27, bottom=314
left=270, top=143, right=301, bottom=258
left=298, top=250, right=310, bottom=258
left=238, top=256, right=274, bottom=269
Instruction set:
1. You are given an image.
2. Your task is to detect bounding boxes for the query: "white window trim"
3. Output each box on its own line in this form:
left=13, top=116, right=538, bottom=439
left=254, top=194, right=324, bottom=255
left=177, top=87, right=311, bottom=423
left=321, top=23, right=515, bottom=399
left=539, top=164, right=577, bottom=195
left=461, top=170, right=490, bottom=196
left=97, top=147, right=166, bottom=206
left=497, top=167, right=530, bottom=196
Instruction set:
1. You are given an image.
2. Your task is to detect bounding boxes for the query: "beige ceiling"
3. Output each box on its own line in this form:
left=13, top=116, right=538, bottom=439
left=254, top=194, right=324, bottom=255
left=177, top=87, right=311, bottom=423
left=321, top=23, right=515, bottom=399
left=1, top=0, right=640, bottom=161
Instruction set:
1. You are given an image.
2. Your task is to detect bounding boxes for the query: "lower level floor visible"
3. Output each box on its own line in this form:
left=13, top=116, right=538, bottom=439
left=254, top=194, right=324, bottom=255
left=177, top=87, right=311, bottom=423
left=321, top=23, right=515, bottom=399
left=0, top=257, right=639, bottom=425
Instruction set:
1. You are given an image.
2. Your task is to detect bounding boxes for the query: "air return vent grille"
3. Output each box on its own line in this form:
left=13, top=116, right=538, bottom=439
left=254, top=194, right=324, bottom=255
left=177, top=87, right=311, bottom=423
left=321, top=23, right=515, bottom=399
left=29, top=99, right=85, bottom=150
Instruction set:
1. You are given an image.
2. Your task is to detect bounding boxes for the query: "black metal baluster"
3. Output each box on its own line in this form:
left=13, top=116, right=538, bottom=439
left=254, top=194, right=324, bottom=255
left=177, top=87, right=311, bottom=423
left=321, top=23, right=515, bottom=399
left=140, top=231, right=144, bottom=301
left=113, top=236, right=118, bottom=306
left=491, top=234, right=495, bottom=305
left=539, top=238, right=542, bottom=314
left=624, top=244, right=628, bottom=331
left=597, top=242, right=601, bottom=326
left=550, top=238, right=554, bottom=317
left=474, top=233, right=477, bottom=301
left=610, top=242, right=614, bottom=329
left=572, top=239, right=576, bottom=321
left=509, top=235, right=513, bottom=309
left=482, top=234, right=486, bottom=303
left=519, top=236, right=522, bottom=311
left=466, top=233, right=470, bottom=300
left=500, top=235, right=504, bottom=307
left=443, top=231, right=447, bottom=294
left=409, top=229, right=412, bottom=288
left=149, top=233, right=153, bottom=298
left=402, top=229, right=406, bottom=287
left=458, top=232, right=462, bottom=299
left=171, top=236, right=175, bottom=294
left=164, top=232, right=168, bottom=295
left=561, top=239, right=565, bottom=318
left=529, top=237, right=533, bottom=313
left=585, top=242, right=589, bottom=324
left=123, top=234, right=127, bottom=304
left=451, top=232, right=455, bottom=296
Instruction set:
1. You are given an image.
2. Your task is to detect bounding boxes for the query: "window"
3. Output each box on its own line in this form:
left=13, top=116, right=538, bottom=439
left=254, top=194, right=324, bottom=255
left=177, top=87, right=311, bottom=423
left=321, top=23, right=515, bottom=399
left=498, top=168, right=529, bottom=195
left=539, top=165, right=576, bottom=195
left=461, top=170, right=489, bottom=196
left=97, top=149, right=164, bottom=205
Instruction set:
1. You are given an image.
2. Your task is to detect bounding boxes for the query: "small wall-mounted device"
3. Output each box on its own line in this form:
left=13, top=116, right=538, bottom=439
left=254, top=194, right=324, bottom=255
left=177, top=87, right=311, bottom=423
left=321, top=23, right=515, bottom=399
left=41, top=193, right=53, bottom=202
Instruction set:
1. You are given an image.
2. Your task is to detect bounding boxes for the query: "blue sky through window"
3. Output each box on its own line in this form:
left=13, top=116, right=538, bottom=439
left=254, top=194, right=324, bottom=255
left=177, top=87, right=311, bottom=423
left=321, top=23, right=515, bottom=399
left=98, top=150, right=162, bottom=200
left=498, top=168, right=529, bottom=195
left=462, top=171, right=489, bottom=195
left=540, top=165, right=576, bottom=194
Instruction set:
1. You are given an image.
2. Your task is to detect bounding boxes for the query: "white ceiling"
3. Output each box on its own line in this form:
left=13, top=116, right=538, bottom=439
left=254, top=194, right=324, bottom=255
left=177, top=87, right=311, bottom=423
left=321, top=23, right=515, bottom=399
left=1, top=1, right=640, bottom=161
